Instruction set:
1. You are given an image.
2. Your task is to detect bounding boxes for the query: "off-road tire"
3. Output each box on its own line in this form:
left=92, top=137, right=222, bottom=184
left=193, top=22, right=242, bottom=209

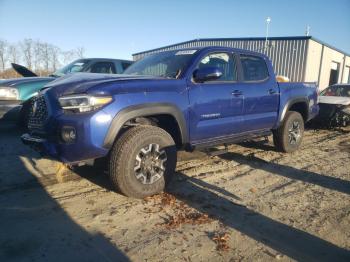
left=273, top=111, right=304, bottom=153
left=109, top=125, right=177, bottom=198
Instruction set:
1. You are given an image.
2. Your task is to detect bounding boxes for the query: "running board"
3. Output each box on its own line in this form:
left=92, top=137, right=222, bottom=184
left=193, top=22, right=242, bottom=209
left=201, top=135, right=270, bottom=157
left=192, top=129, right=272, bottom=150
left=204, top=144, right=229, bottom=157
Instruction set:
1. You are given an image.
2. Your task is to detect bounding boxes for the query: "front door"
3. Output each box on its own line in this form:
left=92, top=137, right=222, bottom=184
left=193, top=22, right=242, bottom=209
left=188, top=52, right=244, bottom=143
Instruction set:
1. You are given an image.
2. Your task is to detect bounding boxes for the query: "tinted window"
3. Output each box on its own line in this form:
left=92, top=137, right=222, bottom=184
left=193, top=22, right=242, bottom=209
left=89, top=62, right=116, bottom=74
left=197, top=53, right=237, bottom=81
left=241, top=55, right=269, bottom=81
left=121, top=62, right=132, bottom=70
left=54, top=59, right=91, bottom=76
left=124, top=50, right=196, bottom=78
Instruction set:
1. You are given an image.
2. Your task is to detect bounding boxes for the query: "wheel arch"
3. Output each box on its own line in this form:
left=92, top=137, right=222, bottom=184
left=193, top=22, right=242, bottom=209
left=103, top=103, right=188, bottom=149
left=280, top=98, right=309, bottom=124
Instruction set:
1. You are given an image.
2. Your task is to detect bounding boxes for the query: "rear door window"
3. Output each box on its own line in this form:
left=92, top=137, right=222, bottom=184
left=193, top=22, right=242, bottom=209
left=240, top=55, right=269, bottom=81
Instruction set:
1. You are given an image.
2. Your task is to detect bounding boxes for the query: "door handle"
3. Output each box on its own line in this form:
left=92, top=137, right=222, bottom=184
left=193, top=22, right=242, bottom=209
left=232, top=90, right=243, bottom=96
left=268, top=88, right=277, bottom=95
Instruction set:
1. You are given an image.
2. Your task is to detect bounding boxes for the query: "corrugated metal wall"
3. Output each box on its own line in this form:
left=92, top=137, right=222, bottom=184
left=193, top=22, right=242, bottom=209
left=133, top=39, right=308, bottom=82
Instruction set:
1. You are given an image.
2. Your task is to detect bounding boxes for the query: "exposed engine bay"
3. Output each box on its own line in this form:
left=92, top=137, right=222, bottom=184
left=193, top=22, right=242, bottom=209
left=315, top=96, right=350, bottom=127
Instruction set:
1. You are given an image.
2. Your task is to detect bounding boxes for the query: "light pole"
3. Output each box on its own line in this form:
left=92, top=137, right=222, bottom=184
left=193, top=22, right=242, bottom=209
left=265, top=17, right=271, bottom=52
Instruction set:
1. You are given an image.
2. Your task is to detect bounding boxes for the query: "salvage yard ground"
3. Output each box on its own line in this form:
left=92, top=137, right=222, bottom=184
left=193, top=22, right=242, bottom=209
left=0, top=123, right=349, bottom=261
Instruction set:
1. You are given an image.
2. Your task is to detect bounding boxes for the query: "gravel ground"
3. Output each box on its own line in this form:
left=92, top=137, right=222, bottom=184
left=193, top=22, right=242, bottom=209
left=0, top=123, right=349, bottom=262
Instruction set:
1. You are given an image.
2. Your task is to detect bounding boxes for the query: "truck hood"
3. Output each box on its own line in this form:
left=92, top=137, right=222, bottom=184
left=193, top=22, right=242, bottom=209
left=318, top=96, right=350, bottom=106
left=11, top=63, right=38, bottom=77
left=44, top=72, right=165, bottom=96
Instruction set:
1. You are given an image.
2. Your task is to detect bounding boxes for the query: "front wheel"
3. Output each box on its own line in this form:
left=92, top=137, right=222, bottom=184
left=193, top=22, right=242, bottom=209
left=109, top=125, right=177, bottom=198
left=273, top=111, right=304, bottom=153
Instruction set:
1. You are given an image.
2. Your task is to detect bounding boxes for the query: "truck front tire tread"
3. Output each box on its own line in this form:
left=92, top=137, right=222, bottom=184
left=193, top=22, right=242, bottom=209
left=109, top=125, right=177, bottom=198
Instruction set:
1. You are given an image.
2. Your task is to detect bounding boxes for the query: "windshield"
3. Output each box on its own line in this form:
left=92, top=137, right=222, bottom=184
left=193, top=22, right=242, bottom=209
left=123, top=50, right=197, bottom=78
left=53, top=59, right=91, bottom=77
left=320, top=85, right=350, bottom=97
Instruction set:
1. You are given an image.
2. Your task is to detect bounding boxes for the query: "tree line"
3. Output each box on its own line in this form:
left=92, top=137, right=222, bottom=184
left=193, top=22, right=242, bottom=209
left=0, top=38, right=85, bottom=78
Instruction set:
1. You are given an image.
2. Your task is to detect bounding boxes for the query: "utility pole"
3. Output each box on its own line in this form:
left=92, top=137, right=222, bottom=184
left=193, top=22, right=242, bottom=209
left=265, top=17, right=271, bottom=52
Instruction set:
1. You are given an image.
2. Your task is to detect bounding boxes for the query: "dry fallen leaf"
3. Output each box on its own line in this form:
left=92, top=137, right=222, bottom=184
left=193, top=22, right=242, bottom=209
left=144, top=193, right=177, bottom=207
left=143, top=193, right=213, bottom=229
left=162, top=212, right=212, bottom=229
left=212, top=232, right=230, bottom=251
left=249, top=188, right=257, bottom=193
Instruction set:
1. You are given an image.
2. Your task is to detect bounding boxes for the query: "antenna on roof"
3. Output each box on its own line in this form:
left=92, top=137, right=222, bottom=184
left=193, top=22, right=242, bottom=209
left=305, top=25, right=311, bottom=36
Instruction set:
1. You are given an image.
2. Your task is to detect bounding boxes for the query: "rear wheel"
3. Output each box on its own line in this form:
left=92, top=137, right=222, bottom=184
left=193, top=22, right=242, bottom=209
left=273, top=111, right=304, bottom=153
left=109, top=125, right=177, bottom=198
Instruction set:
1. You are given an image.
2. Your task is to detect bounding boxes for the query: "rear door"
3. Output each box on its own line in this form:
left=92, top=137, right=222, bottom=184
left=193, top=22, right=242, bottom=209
left=188, top=52, right=244, bottom=142
left=238, top=54, right=279, bottom=132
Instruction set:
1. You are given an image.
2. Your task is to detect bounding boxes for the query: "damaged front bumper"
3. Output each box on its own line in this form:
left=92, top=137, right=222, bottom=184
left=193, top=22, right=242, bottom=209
left=333, top=106, right=350, bottom=126
left=315, top=103, right=350, bottom=127
left=21, top=133, right=59, bottom=156
left=21, top=132, right=98, bottom=166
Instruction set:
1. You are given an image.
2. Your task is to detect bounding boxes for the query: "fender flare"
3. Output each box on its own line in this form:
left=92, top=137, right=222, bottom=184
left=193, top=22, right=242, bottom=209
left=103, top=103, right=188, bottom=148
left=279, top=98, right=309, bottom=124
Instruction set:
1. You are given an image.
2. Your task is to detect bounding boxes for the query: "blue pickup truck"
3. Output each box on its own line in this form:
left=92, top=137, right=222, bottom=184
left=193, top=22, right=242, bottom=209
left=22, top=47, right=319, bottom=198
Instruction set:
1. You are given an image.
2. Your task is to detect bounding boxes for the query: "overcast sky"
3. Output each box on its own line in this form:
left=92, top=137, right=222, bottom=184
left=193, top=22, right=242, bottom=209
left=0, top=0, right=349, bottom=60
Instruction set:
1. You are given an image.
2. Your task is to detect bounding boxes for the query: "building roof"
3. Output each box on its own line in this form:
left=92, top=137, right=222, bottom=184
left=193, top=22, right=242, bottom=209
left=133, top=36, right=349, bottom=57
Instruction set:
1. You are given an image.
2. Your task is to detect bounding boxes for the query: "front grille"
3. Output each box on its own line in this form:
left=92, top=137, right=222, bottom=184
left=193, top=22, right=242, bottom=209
left=28, top=95, right=48, bottom=130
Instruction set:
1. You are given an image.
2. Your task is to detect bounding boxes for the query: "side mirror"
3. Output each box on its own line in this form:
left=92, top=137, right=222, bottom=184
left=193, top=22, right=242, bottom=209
left=193, top=67, right=223, bottom=83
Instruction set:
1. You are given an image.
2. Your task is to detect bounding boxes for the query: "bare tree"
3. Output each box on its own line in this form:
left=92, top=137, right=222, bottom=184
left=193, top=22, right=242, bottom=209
left=8, top=44, right=20, bottom=64
left=62, top=50, right=76, bottom=64
left=0, top=38, right=86, bottom=78
left=49, top=45, right=61, bottom=72
left=0, top=39, right=7, bottom=72
left=33, top=40, right=43, bottom=74
left=40, top=42, right=50, bottom=72
left=21, top=38, right=34, bottom=69
left=75, top=47, right=85, bottom=58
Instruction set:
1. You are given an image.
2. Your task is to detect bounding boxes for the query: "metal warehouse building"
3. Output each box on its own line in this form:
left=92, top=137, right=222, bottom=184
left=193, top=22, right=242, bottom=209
left=132, top=36, right=350, bottom=90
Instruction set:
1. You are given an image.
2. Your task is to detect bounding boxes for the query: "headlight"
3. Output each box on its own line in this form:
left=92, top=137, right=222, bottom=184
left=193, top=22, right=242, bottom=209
left=0, top=87, right=19, bottom=100
left=58, top=94, right=112, bottom=113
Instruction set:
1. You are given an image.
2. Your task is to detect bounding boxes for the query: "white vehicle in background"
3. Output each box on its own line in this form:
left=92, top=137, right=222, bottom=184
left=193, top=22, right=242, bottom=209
left=314, top=84, right=350, bottom=127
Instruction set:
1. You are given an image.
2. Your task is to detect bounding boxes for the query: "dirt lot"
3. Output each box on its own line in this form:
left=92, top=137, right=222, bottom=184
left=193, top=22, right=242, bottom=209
left=0, top=123, right=349, bottom=262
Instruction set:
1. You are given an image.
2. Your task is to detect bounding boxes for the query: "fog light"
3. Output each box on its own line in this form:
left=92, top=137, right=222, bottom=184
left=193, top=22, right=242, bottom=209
left=61, top=126, right=76, bottom=143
